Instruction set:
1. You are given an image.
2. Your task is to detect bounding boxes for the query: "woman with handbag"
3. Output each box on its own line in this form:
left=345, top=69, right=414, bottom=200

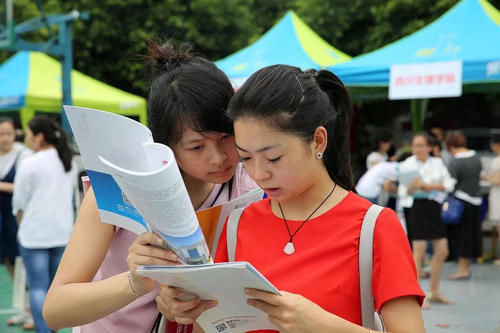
left=398, top=133, right=456, bottom=307
left=445, top=131, right=482, bottom=280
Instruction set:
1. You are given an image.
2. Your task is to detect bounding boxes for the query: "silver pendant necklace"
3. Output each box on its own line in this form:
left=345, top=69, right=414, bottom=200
left=278, top=183, right=337, bottom=255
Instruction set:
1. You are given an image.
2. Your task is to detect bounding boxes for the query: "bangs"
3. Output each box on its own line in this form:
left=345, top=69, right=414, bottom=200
left=181, top=105, right=233, bottom=137
left=165, top=98, right=233, bottom=147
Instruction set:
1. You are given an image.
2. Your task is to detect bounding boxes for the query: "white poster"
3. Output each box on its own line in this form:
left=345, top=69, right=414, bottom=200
left=389, top=60, right=462, bottom=100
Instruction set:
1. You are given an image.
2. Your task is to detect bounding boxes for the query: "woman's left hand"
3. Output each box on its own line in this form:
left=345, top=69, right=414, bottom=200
left=245, top=288, right=332, bottom=333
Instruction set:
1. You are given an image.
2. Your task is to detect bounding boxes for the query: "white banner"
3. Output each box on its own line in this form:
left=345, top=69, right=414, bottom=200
left=389, top=61, right=462, bottom=100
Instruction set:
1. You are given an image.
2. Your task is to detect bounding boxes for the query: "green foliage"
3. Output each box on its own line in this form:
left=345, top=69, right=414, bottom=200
left=294, top=0, right=466, bottom=56
left=1, top=0, right=500, bottom=95
left=1, top=0, right=499, bottom=177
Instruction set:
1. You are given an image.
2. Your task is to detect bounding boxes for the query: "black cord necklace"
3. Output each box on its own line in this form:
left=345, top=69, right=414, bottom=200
left=278, top=182, right=337, bottom=255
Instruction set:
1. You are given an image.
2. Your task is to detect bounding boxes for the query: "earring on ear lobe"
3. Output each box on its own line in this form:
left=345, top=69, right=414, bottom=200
left=315, top=152, right=323, bottom=159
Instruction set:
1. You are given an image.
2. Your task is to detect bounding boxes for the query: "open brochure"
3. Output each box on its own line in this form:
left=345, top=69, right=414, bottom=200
left=64, top=106, right=263, bottom=264
left=137, top=261, right=279, bottom=333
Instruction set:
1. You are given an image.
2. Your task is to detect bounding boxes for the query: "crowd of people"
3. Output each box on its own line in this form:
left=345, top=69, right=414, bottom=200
left=356, top=127, right=500, bottom=309
left=0, top=40, right=498, bottom=333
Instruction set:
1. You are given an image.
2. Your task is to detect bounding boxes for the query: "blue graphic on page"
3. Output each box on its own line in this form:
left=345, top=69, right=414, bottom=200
left=86, top=169, right=149, bottom=231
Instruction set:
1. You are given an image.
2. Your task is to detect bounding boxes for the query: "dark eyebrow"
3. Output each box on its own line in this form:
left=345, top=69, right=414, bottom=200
left=182, top=139, right=204, bottom=145
left=235, top=143, right=282, bottom=153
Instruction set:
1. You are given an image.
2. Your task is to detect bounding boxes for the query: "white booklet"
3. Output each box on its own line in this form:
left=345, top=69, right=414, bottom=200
left=397, top=168, right=420, bottom=187
left=64, top=106, right=263, bottom=264
left=137, top=261, right=279, bottom=333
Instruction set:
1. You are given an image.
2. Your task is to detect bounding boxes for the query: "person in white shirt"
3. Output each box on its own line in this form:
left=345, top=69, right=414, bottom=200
left=366, top=129, right=392, bottom=169
left=483, top=134, right=500, bottom=265
left=0, top=118, right=34, bottom=329
left=12, top=115, right=76, bottom=333
left=356, top=161, right=398, bottom=204
left=0, top=118, right=30, bottom=277
left=398, top=133, right=456, bottom=308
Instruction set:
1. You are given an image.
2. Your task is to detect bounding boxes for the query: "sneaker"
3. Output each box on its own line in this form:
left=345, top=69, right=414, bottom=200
left=6, top=312, right=29, bottom=325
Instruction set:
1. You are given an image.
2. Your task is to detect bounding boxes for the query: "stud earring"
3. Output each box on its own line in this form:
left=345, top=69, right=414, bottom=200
left=315, top=152, right=323, bottom=159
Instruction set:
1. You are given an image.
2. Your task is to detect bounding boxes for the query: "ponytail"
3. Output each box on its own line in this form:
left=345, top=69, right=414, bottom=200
left=315, top=70, right=354, bottom=191
left=54, top=128, right=73, bottom=172
left=28, top=115, right=73, bottom=172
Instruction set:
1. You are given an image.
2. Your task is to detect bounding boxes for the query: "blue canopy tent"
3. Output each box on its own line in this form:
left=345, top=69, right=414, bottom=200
left=215, top=11, right=351, bottom=88
left=327, top=0, right=500, bottom=130
left=329, top=0, right=500, bottom=95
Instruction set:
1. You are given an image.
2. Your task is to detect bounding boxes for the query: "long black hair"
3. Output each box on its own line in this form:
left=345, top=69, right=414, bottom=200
left=144, top=39, right=234, bottom=147
left=227, top=65, right=355, bottom=191
left=28, top=115, right=73, bottom=172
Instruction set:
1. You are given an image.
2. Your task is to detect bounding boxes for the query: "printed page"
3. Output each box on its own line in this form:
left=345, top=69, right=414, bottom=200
left=137, top=262, right=279, bottom=333
left=99, top=143, right=211, bottom=265
left=65, top=105, right=152, bottom=234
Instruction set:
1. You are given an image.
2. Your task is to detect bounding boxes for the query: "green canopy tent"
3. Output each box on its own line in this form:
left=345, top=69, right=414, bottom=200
left=0, top=51, right=147, bottom=129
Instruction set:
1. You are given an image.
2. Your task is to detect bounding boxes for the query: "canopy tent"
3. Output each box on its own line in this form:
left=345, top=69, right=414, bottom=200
left=329, top=0, right=500, bottom=96
left=215, top=11, right=351, bottom=88
left=0, top=51, right=147, bottom=128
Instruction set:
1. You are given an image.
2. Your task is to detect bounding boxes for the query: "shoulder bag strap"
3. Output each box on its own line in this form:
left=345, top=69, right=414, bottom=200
left=226, top=207, right=245, bottom=262
left=359, top=204, right=384, bottom=329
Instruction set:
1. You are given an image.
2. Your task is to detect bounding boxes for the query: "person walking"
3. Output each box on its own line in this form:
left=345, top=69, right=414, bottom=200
left=13, top=115, right=76, bottom=333
left=399, top=133, right=456, bottom=308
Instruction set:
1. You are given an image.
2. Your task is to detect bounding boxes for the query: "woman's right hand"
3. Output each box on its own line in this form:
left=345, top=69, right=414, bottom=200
left=127, top=232, right=180, bottom=296
left=156, top=284, right=217, bottom=324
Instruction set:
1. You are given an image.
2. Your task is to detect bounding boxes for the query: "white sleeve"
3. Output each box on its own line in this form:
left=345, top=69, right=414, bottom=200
left=12, top=160, right=33, bottom=216
left=398, top=182, right=409, bottom=198
left=397, top=160, right=411, bottom=197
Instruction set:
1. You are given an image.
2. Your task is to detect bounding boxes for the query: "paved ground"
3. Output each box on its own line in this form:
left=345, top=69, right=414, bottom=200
left=0, top=265, right=70, bottom=333
left=419, top=262, right=500, bottom=333
left=0, top=262, right=499, bottom=332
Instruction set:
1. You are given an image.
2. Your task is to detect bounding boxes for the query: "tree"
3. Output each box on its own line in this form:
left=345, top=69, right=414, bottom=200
left=2, top=0, right=500, bottom=96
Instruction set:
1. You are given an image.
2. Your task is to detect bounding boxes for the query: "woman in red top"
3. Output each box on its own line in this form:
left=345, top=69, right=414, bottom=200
left=159, top=65, right=425, bottom=332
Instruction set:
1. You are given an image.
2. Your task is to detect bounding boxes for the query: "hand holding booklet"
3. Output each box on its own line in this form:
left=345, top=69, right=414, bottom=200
left=137, top=261, right=280, bottom=333
left=65, top=106, right=263, bottom=264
